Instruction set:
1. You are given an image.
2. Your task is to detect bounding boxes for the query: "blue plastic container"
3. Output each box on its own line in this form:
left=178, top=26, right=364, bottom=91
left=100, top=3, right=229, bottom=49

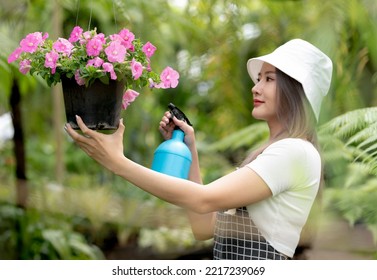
left=151, top=129, right=192, bottom=179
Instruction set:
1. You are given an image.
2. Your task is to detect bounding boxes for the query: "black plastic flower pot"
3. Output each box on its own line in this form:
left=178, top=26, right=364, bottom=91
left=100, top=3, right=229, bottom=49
left=61, top=77, right=124, bottom=130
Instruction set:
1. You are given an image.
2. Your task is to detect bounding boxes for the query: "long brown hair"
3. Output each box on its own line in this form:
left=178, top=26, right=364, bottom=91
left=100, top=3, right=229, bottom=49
left=275, top=68, right=318, bottom=147
left=241, top=67, right=319, bottom=166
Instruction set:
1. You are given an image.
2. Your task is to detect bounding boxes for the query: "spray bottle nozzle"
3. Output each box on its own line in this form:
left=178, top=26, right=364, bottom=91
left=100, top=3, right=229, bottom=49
left=168, top=103, right=192, bottom=127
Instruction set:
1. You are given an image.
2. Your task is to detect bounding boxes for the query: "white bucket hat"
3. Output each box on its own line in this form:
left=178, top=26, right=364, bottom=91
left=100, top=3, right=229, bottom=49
left=247, top=39, right=333, bottom=121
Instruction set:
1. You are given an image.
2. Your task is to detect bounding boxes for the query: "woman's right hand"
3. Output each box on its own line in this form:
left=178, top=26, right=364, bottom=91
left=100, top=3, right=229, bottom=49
left=158, top=111, right=196, bottom=148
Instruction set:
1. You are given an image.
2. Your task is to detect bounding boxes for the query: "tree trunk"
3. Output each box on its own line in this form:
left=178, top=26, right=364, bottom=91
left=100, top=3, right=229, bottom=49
left=9, top=81, right=28, bottom=208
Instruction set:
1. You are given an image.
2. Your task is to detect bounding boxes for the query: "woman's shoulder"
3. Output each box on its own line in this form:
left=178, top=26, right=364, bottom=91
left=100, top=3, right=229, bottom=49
left=269, top=137, right=316, bottom=148
left=265, top=138, right=320, bottom=159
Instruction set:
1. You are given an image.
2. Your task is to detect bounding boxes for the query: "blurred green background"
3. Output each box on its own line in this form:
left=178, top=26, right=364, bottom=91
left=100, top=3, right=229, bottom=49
left=0, top=0, right=376, bottom=259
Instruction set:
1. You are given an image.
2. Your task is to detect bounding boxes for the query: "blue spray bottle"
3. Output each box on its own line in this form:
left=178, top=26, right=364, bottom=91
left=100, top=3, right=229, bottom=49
left=151, top=103, right=192, bottom=179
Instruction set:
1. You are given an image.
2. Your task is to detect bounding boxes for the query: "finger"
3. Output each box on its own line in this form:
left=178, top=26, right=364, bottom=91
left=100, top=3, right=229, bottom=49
left=75, top=115, right=97, bottom=138
left=162, top=115, right=170, bottom=124
left=64, top=123, right=88, bottom=143
left=172, top=116, right=186, bottom=127
left=172, top=116, right=193, bottom=135
left=159, top=123, right=168, bottom=133
left=159, top=121, right=166, bottom=129
left=115, top=118, right=125, bottom=137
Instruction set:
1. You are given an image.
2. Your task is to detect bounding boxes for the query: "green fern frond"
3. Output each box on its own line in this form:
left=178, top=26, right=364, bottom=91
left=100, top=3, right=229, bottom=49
left=319, top=107, right=377, bottom=139
left=319, top=133, right=353, bottom=162
left=347, top=122, right=377, bottom=147
left=320, top=107, right=377, bottom=175
left=344, top=162, right=371, bottom=188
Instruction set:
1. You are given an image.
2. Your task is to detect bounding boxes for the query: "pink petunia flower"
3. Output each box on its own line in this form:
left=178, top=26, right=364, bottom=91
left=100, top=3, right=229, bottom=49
left=142, top=42, right=157, bottom=58
left=74, top=70, right=86, bottom=85
left=157, top=66, right=180, bottom=88
left=122, top=89, right=140, bottom=110
left=79, top=31, right=92, bottom=45
left=44, top=51, right=59, bottom=74
left=19, top=59, right=31, bottom=74
left=8, top=47, right=23, bottom=63
left=109, top=34, right=122, bottom=42
left=102, top=62, right=117, bottom=80
left=95, top=33, right=106, bottom=44
left=118, top=29, right=135, bottom=50
left=86, top=37, right=103, bottom=56
left=53, top=38, right=74, bottom=56
left=87, top=57, right=104, bottom=67
left=7, top=26, right=181, bottom=104
left=105, top=41, right=126, bottom=63
left=131, top=58, right=143, bottom=80
left=20, top=32, right=44, bottom=53
left=68, top=26, right=83, bottom=43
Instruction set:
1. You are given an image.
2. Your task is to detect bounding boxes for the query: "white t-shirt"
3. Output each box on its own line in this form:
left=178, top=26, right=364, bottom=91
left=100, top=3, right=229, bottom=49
left=245, top=138, right=321, bottom=257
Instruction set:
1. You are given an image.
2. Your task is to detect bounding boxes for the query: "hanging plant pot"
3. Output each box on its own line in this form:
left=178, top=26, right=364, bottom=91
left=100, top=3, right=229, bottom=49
left=61, top=77, right=124, bottom=130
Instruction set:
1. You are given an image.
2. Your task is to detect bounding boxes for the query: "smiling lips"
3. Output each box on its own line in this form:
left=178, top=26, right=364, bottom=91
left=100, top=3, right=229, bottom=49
left=253, top=99, right=264, bottom=107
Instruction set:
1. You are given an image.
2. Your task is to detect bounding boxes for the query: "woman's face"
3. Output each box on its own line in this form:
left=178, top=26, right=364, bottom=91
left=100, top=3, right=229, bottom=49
left=251, top=63, right=278, bottom=122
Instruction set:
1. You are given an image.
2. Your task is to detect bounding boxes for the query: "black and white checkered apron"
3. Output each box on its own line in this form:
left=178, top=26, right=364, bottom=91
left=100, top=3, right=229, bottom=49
left=213, top=207, right=289, bottom=260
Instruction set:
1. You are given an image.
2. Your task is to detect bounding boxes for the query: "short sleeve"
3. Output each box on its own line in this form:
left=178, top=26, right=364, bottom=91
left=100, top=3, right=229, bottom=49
left=245, top=139, right=320, bottom=196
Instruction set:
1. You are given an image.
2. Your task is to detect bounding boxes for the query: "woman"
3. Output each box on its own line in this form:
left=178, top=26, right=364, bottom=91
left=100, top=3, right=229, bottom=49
left=65, top=39, right=332, bottom=260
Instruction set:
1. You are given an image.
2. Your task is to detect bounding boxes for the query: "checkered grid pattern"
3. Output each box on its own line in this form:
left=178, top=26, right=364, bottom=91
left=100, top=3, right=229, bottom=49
left=213, top=207, right=289, bottom=260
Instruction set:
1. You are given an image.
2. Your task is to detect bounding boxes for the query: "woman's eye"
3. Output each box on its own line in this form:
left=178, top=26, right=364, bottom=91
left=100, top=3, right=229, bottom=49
left=266, top=77, right=274, bottom=81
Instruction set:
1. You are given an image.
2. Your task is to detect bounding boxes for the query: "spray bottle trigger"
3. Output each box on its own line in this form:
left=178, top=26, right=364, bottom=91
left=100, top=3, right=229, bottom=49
left=168, top=103, right=192, bottom=126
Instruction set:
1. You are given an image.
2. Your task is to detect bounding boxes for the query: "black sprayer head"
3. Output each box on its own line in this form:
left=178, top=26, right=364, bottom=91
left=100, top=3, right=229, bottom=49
left=168, top=103, right=192, bottom=127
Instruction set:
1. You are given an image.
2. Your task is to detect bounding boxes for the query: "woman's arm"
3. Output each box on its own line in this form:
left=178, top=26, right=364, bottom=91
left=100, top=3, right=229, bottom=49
left=65, top=116, right=272, bottom=230
left=186, top=140, right=216, bottom=240
left=159, top=112, right=215, bottom=240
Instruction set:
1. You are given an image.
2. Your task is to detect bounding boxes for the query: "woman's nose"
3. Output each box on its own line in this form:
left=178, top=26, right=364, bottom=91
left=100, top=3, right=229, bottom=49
left=252, top=83, right=260, bottom=95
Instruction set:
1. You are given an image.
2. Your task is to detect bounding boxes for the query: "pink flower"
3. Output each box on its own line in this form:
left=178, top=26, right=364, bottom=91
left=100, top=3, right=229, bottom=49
left=19, top=59, right=31, bottom=74
left=86, top=37, right=103, bottom=56
left=122, top=89, right=140, bottom=109
left=7, top=26, right=180, bottom=100
left=95, top=33, right=106, bottom=44
left=53, top=38, right=74, bottom=56
left=68, top=26, right=83, bottom=43
left=83, top=31, right=92, bottom=40
left=8, top=47, right=23, bottom=63
left=109, top=34, right=122, bottom=42
left=74, top=70, right=86, bottom=85
left=44, top=51, right=59, bottom=74
left=105, top=41, right=126, bottom=63
left=87, top=57, right=104, bottom=67
left=118, top=29, right=135, bottom=49
left=157, top=66, right=180, bottom=88
left=131, top=58, right=143, bottom=80
left=20, top=32, right=44, bottom=53
left=79, top=31, right=92, bottom=45
left=102, top=62, right=117, bottom=80
left=142, top=42, right=157, bottom=58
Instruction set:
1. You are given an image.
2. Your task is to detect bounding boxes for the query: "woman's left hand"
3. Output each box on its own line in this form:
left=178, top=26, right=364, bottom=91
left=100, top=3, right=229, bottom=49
left=64, top=115, right=125, bottom=173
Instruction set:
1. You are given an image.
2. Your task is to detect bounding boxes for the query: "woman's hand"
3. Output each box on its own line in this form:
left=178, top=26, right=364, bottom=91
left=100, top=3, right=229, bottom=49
left=158, top=111, right=176, bottom=140
left=64, top=115, right=125, bottom=173
left=158, top=111, right=196, bottom=148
